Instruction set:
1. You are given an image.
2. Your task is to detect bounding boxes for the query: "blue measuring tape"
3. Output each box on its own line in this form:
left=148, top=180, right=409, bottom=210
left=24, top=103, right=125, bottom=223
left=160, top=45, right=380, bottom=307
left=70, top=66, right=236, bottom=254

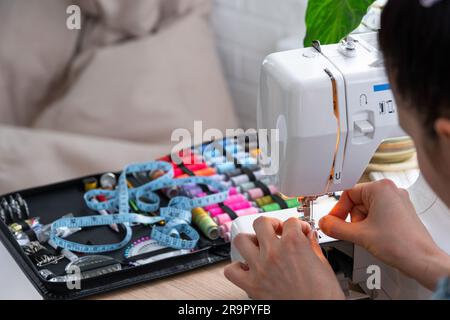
left=50, top=161, right=229, bottom=253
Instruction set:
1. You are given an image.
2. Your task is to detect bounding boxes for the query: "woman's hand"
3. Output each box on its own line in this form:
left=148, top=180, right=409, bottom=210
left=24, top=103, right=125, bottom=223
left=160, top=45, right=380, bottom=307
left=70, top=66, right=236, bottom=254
left=319, top=179, right=450, bottom=290
left=224, top=217, right=345, bottom=300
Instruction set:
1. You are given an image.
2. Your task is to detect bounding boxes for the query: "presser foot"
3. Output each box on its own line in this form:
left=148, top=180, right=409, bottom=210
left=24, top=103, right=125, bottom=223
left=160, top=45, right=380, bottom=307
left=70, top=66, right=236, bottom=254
left=297, top=196, right=318, bottom=239
left=299, top=216, right=316, bottom=230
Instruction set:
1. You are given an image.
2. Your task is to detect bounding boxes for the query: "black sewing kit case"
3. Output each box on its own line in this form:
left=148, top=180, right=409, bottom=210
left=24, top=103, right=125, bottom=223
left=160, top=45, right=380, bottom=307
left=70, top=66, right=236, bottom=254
left=0, top=173, right=235, bottom=300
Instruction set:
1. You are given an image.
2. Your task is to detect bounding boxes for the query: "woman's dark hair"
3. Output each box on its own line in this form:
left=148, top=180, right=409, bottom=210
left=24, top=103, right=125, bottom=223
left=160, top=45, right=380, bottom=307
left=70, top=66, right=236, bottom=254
left=379, top=0, right=450, bottom=136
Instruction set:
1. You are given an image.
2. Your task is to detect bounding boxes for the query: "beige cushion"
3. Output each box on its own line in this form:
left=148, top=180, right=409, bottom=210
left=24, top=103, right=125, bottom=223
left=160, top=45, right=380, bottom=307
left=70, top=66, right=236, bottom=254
left=77, top=0, right=210, bottom=38
left=0, top=0, right=79, bottom=126
left=33, top=14, right=237, bottom=144
left=0, top=125, right=171, bottom=195
left=159, top=0, right=211, bottom=27
left=78, top=0, right=161, bottom=36
left=75, top=0, right=161, bottom=49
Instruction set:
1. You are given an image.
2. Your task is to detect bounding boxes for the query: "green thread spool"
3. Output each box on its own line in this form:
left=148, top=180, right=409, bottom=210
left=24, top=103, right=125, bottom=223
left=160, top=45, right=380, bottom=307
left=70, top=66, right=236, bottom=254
left=262, top=198, right=300, bottom=212
left=192, top=208, right=219, bottom=240
left=255, top=195, right=273, bottom=207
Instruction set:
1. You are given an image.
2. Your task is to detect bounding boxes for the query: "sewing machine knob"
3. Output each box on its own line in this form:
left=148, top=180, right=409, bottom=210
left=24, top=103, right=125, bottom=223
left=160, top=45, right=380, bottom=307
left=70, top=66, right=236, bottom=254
left=338, top=37, right=357, bottom=57
left=354, top=120, right=375, bottom=135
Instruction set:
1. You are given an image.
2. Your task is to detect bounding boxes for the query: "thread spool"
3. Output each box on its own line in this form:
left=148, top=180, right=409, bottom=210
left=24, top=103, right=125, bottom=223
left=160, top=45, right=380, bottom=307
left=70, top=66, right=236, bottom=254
left=255, top=195, right=274, bottom=207
left=203, top=144, right=242, bottom=158
left=83, top=177, right=98, bottom=192
left=185, top=184, right=235, bottom=198
left=150, top=168, right=181, bottom=199
left=177, top=153, right=201, bottom=165
left=178, top=167, right=217, bottom=179
left=219, top=222, right=233, bottom=237
left=214, top=207, right=260, bottom=225
left=194, top=188, right=238, bottom=198
left=239, top=182, right=257, bottom=193
left=204, top=156, right=225, bottom=166
left=221, top=194, right=247, bottom=205
left=246, top=185, right=278, bottom=201
left=262, top=198, right=300, bottom=212
left=173, top=163, right=208, bottom=177
left=191, top=208, right=219, bottom=240
left=222, top=232, right=231, bottom=243
left=204, top=194, right=247, bottom=210
left=231, top=170, right=264, bottom=186
left=208, top=201, right=252, bottom=217
left=160, top=153, right=201, bottom=166
left=224, top=168, right=244, bottom=179
left=215, top=157, right=257, bottom=170
left=207, top=152, right=247, bottom=164
left=219, top=181, right=233, bottom=189
left=208, top=174, right=227, bottom=182
left=216, top=162, right=235, bottom=174
left=225, top=164, right=260, bottom=179
left=238, top=177, right=274, bottom=193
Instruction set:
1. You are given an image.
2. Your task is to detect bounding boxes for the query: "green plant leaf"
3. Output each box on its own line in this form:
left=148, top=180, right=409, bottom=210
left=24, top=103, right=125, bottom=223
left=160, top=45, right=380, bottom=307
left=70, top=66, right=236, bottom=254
left=304, top=0, right=374, bottom=47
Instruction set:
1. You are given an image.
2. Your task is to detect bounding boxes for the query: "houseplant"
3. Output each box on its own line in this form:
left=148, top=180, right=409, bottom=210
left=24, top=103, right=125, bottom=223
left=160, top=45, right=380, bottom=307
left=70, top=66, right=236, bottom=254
left=304, top=0, right=375, bottom=46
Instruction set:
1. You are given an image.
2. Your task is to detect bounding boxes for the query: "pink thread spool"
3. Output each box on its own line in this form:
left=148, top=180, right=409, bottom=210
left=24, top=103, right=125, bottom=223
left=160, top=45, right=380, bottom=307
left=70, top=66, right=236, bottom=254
left=208, top=201, right=252, bottom=217
left=228, top=187, right=238, bottom=196
left=204, top=194, right=247, bottom=210
left=246, top=185, right=278, bottom=201
left=214, top=207, right=260, bottom=225
left=222, top=232, right=231, bottom=242
left=219, top=222, right=233, bottom=238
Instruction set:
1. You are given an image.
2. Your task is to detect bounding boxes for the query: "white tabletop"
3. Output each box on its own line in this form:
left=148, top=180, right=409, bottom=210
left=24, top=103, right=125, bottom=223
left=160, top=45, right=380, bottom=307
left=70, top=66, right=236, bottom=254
left=0, top=241, right=41, bottom=300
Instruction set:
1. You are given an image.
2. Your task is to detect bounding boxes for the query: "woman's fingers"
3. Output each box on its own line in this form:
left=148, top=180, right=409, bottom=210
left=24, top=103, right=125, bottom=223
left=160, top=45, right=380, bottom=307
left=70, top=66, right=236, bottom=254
left=319, top=214, right=361, bottom=243
left=233, top=233, right=259, bottom=268
left=253, top=217, right=282, bottom=251
left=282, top=217, right=311, bottom=239
left=224, top=262, right=252, bottom=292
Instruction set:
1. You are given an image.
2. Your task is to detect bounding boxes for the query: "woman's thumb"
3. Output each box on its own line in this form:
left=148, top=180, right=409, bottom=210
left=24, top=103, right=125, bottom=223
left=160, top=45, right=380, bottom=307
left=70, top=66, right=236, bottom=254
left=319, top=215, right=359, bottom=243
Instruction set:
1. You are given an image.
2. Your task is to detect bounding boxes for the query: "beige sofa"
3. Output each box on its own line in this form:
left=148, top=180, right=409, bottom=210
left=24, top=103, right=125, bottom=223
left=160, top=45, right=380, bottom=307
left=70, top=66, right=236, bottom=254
left=0, top=0, right=237, bottom=194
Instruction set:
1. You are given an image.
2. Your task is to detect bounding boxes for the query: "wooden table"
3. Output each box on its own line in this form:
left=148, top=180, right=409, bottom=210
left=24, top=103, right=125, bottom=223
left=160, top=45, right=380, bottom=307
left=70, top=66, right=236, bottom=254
left=95, top=261, right=248, bottom=300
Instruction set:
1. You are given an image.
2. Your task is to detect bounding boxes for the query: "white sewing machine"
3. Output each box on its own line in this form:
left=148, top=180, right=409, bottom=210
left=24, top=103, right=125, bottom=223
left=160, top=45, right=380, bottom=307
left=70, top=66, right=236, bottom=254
left=231, top=32, right=450, bottom=299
